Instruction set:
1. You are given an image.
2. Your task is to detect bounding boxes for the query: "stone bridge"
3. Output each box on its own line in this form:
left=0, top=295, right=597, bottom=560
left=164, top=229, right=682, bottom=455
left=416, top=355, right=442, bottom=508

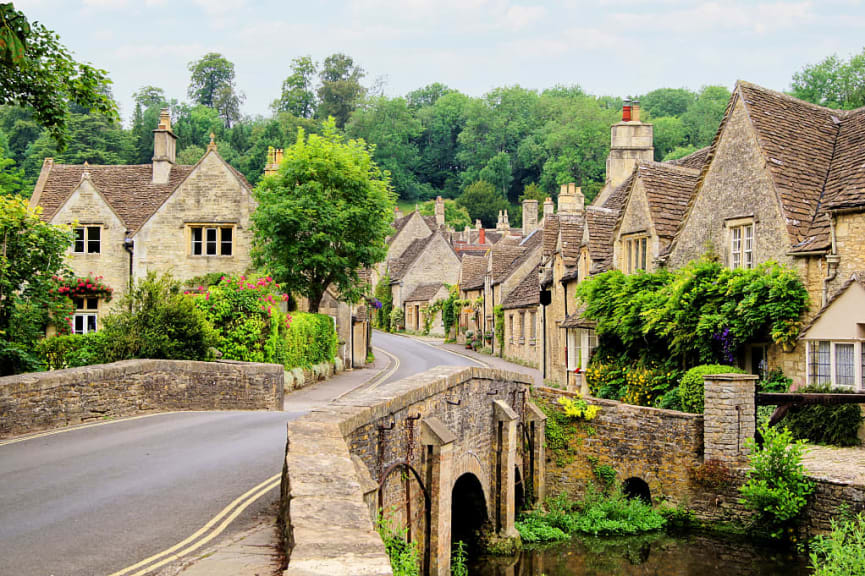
left=280, top=366, right=544, bottom=576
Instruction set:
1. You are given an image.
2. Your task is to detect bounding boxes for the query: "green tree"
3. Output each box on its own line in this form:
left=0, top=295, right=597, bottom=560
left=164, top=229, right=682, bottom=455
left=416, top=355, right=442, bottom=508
left=418, top=198, right=471, bottom=231
left=0, top=195, right=73, bottom=374
left=276, top=56, right=317, bottom=118
left=639, top=88, right=696, bottom=118
left=519, top=182, right=546, bottom=219
left=316, top=53, right=365, bottom=128
left=406, top=82, right=453, bottom=109
left=0, top=3, right=117, bottom=148
left=252, top=120, right=395, bottom=312
left=0, top=131, right=25, bottom=195
left=651, top=116, right=687, bottom=161
left=681, top=85, right=729, bottom=148
left=414, top=91, right=469, bottom=195
left=457, top=180, right=509, bottom=228
left=131, top=86, right=168, bottom=163
left=187, top=52, right=244, bottom=127
left=792, top=49, right=865, bottom=109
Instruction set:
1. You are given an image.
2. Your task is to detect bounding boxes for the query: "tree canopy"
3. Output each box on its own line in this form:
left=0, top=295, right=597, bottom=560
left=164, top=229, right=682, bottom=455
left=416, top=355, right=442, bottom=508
left=792, top=48, right=865, bottom=109
left=251, top=120, right=395, bottom=311
left=187, top=52, right=245, bottom=127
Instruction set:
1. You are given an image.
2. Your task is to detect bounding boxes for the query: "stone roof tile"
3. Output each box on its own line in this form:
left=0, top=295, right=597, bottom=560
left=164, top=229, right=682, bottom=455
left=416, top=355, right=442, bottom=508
left=501, top=268, right=540, bottom=310
left=405, top=282, right=445, bottom=302
left=460, top=254, right=488, bottom=290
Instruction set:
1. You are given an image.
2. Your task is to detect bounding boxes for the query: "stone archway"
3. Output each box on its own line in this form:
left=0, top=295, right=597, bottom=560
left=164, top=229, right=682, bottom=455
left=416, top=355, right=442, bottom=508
left=622, top=477, right=652, bottom=504
left=451, top=473, right=488, bottom=554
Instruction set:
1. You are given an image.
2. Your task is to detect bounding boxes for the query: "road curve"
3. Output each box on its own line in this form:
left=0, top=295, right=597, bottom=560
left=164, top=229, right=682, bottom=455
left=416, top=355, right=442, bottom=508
left=0, top=332, right=476, bottom=576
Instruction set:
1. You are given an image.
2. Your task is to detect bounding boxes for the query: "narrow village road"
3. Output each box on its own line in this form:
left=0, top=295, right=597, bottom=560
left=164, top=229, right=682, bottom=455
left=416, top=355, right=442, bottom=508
left=0, top=331, right=477, bottom=576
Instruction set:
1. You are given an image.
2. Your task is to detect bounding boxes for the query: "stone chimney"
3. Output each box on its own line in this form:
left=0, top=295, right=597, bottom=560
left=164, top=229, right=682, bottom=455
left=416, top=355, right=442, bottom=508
left=496, top=210, right=505, bottom=231
left=558, top=183, right=584, bottom=215
left=475, top=219, right=483, bottom=230
left=152, top=108, right=177, bottom=184
left=631, top=100, right=641, bottom=122
left=543, top=197, right=555, bottom=220
left=264, top=146, right=284, bottom=177
left=622, top=98, right=632, bottom=122
left=434, top=196, right=445, bottom=227
left=479, top=227, right=486, bottom=244
left=502, top=209, right=510, bottom=229
left=522, top=198, right=538, bottom=236
left=604, top=96, right=653, bottom=190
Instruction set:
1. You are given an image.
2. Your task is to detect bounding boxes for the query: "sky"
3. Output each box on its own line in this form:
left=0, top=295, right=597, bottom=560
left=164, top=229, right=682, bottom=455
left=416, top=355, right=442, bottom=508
left=16, top=0, right=865, bottom=124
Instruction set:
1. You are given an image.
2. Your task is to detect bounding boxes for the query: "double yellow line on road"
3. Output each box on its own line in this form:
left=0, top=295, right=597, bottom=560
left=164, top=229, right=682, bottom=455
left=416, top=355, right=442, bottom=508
left=107, top=473, right=281, bottom=576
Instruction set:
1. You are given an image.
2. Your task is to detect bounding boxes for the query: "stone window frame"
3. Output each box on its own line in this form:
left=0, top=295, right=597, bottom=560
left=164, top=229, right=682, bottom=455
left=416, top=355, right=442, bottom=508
left=567, top=327, right=598, bottom=372
left=509, top=312, right=515, bottom=344
left=72, top=225, right=102, bottom=254
left=519, top=311, right=525, bottom=344
left=72, top=296, right=99, bottom=334
left=622, top=232, right=648, bottom=274
left=187, top=223, right=235, bottom=257
left=805, top=339, right=864, bottom=390
left=725, top=216, right=755, bottom=270
left=529, top=311, right=537, bottom=346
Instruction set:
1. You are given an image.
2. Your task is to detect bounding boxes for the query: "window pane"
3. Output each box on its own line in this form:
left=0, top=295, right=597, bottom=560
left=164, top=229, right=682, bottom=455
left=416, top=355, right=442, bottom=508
left=220, top=227, right=233, bottom=255
left=836, top=343, right=855, bottom=387
left=744, top=225, right=753, bottom=269
left=818, top=341, right=831, bottom=384
left=74, top=228, right=85, bottom=253
left=206, top=228, right=217, bottom=255
left=74, top=315, right=84, bottom=334
left=87, top=227, right=100, bottom=253
left=731, top=227, right=741, bottom=268
left=626, top=241, right=632, bottom=274
left=73, top=297, right=84, bottom=310
left=640, top=238, right=647, bottom=270
left=86, top=298, right=98, bottom=310
left=86, top=314, right=97, bottom=333
left=191, top=227, right=202, bottom=255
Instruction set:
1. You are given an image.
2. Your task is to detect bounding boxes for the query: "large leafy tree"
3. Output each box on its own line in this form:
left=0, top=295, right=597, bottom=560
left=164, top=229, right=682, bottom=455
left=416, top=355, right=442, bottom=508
left=457, top=180, right=509, bottom=228
left=0, top=196, right=73, bottom=374
left=187, top=52, right=244, bottom=127
left=680, top=85, right=729, bottom=148
left=0, top=3, right=116, bottom=148
left=252, top=120, right=395, bottom=312
left=639, top=88, right=696, bottom=118
left=418, top=198, right=471, bottom=231
left=276, top=56, right=317, bottom=118
left=316, top=53, right=365, bottom=128
left=792, top=49, right=865, bottom=110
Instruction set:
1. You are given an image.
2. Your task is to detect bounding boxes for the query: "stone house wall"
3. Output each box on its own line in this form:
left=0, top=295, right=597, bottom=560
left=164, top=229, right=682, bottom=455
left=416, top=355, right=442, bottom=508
left=0, top=359, right=283, bottom=438
left=389, top=212, right=432, bottom=262
left=133, top=152, right=254, bottom=284
left=613, top=178, right=661, bottom=272
left=396, top=236, right=460, bottom=311
left=47, top=178, right=131, bottom=316
left=503, top=306, right=539, bottom=367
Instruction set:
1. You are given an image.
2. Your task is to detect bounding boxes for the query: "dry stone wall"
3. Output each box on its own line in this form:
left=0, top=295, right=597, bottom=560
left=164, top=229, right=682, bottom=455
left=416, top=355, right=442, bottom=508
left=0, top=359, right=283, bottom=438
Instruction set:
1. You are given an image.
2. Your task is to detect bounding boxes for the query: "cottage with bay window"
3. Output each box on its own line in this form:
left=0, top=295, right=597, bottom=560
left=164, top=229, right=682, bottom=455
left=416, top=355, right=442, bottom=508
left=30, top=109, right=255, bottom=332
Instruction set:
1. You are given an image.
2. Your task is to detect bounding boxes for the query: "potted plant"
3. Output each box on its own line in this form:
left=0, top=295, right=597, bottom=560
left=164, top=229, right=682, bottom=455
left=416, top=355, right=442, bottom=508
left=465, top=330, right=474, bottom=350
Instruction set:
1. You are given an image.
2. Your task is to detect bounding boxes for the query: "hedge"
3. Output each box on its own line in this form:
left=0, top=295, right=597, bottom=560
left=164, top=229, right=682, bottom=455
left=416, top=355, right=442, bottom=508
left=284, top=312, right=338, bottom=369
left=679, top=364, right=744, bottom=413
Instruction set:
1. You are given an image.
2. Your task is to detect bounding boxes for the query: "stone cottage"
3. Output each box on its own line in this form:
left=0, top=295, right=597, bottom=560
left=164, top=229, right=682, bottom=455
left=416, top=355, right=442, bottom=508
left=403, top=283, right=450, bottom=336
left=30, top=109, right=254, bottom=333
left=501, top=267, right=540, bottom=367
left=457, top=254, right=488, bottom=342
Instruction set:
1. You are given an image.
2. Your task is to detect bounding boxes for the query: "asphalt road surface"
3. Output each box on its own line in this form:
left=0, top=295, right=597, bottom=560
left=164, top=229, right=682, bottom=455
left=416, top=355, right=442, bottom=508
left=0, top=332, right=476, bottom=576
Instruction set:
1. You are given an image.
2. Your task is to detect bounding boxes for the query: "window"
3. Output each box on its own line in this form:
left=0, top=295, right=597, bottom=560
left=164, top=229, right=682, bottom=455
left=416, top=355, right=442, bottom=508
left=519, top=312, right=525, bottom=343
left=529, top=312, right=537, bottom=344
left=729, top=223, right=754, bottom=269
left=587, top=329, right=598, bottom=366
left=623, top=235, right=648, bottom=274
left=73, top=226, right=101, bottom=254
left=190, top=225, right=234, bottom=256
left=807, top=340, right=863, bottom=389
left=72, top=297, right=99, bottom=334
left=509, top=313, right=515, bottom=343
left=567, top=329, right=580, bottom=371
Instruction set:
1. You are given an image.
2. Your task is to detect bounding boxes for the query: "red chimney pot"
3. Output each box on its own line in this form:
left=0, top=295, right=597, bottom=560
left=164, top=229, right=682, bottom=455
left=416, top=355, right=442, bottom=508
left=479, top=228, right=486, bottom=244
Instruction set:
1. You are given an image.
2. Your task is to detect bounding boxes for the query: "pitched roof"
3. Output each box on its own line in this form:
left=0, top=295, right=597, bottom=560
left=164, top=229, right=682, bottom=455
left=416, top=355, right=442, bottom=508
left=507, top=229, right=543, bottom=271
left=665, top=147, right=710, bottom=170
left=823, top=107, right=865, bottom=212
left=560, top=304, right=596, bottom=329
left=388, top=211, right=437, bottom=245
left=585, top=207, right=617, bottom=273
left=559, top=213, right=585, bottom=266
left=34, top=161, right=196, bottom=234
left=389, top=234, right=434, bottom=281
left=633, top=162, right=701, bottom=239
left=542, top=214, right=559, bottom=258
left=799, top=272, right=865, bottom=337
left=501, top=268, right=540, bottom=310
left=405, top=282, right=445, bottom=302
left=460, top=254, right=488, bottom=290
left=490, top=243, right=525, bottom=285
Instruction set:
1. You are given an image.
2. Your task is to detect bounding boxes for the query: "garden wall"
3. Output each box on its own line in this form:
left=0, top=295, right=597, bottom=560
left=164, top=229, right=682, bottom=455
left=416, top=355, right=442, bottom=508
left=0, top=359, right=283, bottom=438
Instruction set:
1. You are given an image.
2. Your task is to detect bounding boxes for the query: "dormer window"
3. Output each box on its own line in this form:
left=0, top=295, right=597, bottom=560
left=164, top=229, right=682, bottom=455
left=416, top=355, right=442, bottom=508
left=623, top=234, right=648, bottom=274
left=73, top=226, right=101, bottom=254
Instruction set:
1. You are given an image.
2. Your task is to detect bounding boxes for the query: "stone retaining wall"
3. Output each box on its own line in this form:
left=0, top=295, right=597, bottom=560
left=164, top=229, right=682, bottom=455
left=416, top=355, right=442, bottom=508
left=0, top=359, right=284, bottom=438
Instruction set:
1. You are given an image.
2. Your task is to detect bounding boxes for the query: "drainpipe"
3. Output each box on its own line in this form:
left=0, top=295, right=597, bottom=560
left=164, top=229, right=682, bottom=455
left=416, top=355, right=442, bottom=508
left=123, top=234, right=134, bottom=300
left=822, top=214, right=840, bottom=307
left=563, top=280, right=569, bottom=390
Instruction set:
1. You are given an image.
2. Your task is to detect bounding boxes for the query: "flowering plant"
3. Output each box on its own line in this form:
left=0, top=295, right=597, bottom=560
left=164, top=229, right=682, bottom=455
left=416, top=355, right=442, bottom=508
left=52, top=275, right=113, bottom=302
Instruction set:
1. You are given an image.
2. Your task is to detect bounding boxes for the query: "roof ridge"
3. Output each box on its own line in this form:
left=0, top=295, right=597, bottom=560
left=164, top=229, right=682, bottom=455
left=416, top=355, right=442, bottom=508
left=639, top=160, right=701, bottom=175
left=737, top=79, right=864, bottom=117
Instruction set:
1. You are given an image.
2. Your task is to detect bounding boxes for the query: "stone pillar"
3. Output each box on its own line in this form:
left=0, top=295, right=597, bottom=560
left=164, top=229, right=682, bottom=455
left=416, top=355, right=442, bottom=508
left=422, top=417, right=456, bottom=576
left=703, top=373, right=758, bottom=466
left=522, top=199, right=538, bottom=237
left=434, top=196, right=445, bottom=228
left=542, top=197, right=554, bottom=220
left=493, top=400, right=519, bottom=538
left=525, top=402, right=546, bottom=505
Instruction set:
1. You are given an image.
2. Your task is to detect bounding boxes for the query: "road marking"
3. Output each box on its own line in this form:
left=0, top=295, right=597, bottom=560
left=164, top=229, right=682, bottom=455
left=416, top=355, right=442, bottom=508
left=357, top=346, right=400, bottom=392
left=0, top=412, right=179, bottom=448
left=107, top=473, right=281, bottom=576
left=386, top=331, right=490, bottom=368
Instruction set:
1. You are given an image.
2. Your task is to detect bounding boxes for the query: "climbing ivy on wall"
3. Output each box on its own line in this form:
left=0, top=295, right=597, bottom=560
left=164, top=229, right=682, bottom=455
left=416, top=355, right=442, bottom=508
left=494, top=305, right=504, bottom=356
left=374, top=273, right=393, bottom=331
left=576, top=257, right=809, bottom=369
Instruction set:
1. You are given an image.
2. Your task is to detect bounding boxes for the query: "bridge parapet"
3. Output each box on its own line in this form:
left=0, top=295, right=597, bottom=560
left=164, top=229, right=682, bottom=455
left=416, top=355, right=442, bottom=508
left=281, top=366, right=541, bottom=576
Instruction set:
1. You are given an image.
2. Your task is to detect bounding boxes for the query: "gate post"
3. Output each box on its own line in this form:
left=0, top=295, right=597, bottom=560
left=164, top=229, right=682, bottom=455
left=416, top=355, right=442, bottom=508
left=703, top=373, right=758, bottom=466
left=493, top=400, right=519, bottom=538
left=525, top=402, right=547, bottom=505
left=421, top=417, right=456, bottom=576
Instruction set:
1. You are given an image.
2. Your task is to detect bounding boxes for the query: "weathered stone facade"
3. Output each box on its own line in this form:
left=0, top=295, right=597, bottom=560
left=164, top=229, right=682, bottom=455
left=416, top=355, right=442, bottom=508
left=282, top=366, right=542, bottom=576
left=0, top=359, right=283, bottom=438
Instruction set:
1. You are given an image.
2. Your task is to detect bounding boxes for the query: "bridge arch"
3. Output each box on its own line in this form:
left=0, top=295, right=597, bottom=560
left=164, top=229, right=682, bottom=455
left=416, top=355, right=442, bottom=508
left=451, top=451, right=492, bottom=520
left=622, top=476, right=652, bottom=504
left=451, top=472, right=488, bottom=552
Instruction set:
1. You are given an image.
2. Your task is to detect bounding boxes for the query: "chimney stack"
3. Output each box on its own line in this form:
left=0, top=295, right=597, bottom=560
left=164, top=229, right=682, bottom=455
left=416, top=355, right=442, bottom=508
left=502, top=209, right=510, bottom=230
left=631, top=100, right=641, bottom=123
left=434, top=195, right=445, bottom=227
left=496, top=210, right=505, bottom=231
left=152, top=108, right=177, bottom=184
left=522, top=198, right=538, bottom=236
left=543, top=197, right=555, bottom=220
left=622, top=98, right=632, bottom=122
left=479, top=227, right=486, bottom=245
left=558, top=183, right=585, bottom=215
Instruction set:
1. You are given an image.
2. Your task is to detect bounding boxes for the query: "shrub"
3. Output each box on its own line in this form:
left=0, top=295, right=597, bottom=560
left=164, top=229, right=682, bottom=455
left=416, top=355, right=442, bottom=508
left=389, top=306, right=404, bottom=332
left=810, top=512, right=865, bottom=576
left=783, top=385, right=863, bottom=447
left=493, top=305, right=504, bottom=356
left=739, top=424, right=814, bottom=539
left=586, top=359, right=682, bottom=408
left=284, top=312, right=338, bottom=368
left=376, top=512, right=419, bottom=576
left=373, top=274, right=393, bottom=331
left=99, top=272, right=216, bottom=362
left=690, top=459, right=734, bottom=491
left=679, top=364, right=744, bottom=413
left=37, top=332, right=108, bottom=370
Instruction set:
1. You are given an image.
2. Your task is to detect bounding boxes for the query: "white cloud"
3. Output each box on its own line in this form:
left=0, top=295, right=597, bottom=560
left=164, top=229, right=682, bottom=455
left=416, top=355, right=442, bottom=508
left=82, top=0, right=128, bottom=7
left=502, top=5, right=547, bottom=30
